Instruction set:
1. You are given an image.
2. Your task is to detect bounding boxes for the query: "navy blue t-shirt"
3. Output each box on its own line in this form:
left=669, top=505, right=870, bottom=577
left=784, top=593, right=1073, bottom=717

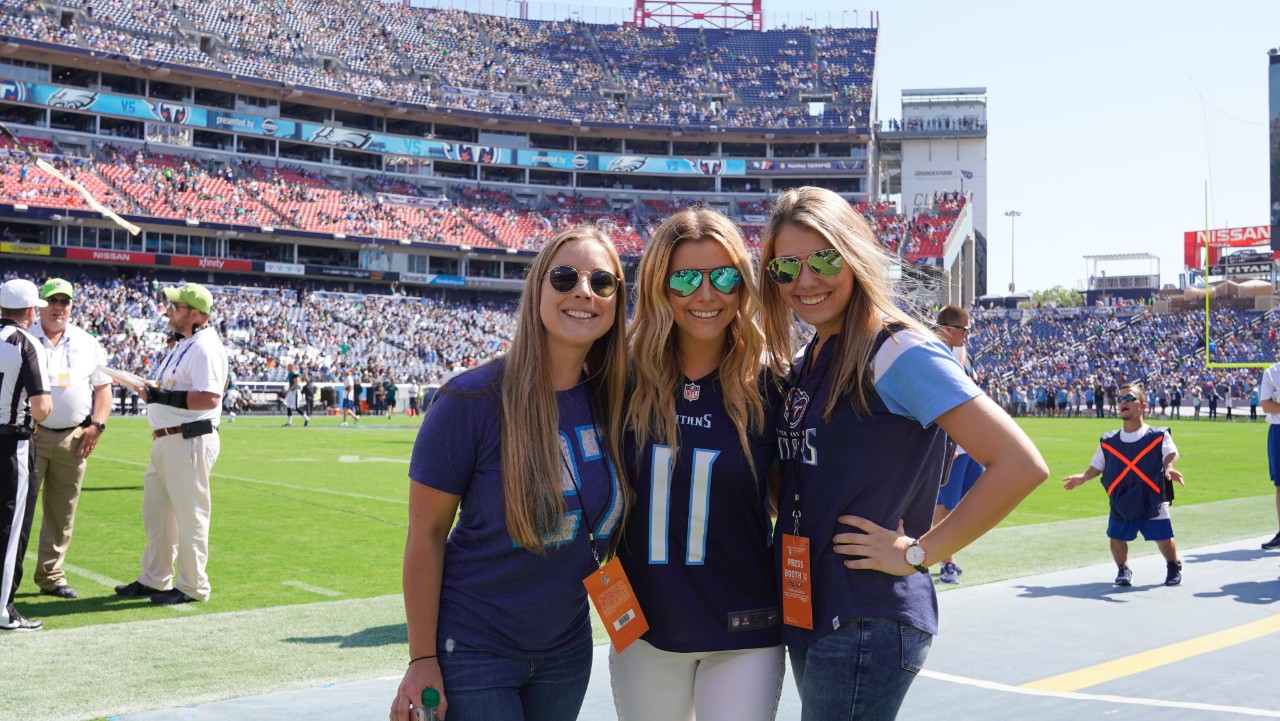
left=619, top=371, right=780, bottom=653
left=409, top=361, right=624, bottom=657
left=774, top=329, right=980, bottom=649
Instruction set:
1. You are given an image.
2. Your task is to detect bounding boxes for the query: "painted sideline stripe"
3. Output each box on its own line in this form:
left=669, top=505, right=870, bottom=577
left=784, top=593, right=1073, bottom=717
left=1020, top=615, right=1280, bottom=692
left=281, top=580, right=343, bottom=597
left=924, top=669, right=1280, bottom=717
left=22, top=552, right=193, bottom=612
left=24, top=551, right=125, bottom=590
left=97, top=456, right=407, bottom=506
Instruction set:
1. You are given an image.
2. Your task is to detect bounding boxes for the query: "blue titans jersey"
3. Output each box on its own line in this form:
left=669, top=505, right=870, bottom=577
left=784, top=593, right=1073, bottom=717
left=774, top=329, right=980, bottom=648
left=619, top=371, right=780, bottom=653
left=409, top=361, right=624, bottom=656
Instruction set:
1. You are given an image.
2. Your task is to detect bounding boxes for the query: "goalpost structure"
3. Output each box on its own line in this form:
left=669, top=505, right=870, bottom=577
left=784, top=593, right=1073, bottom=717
left=1200, top=249, right=1276, bottom=370
left=1195, top=229, right=1277, bottom=369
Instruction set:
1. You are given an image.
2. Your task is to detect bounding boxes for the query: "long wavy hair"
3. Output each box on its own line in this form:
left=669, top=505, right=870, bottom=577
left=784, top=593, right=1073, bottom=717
left=501, top=225, right=632, bottom=553
left=759, top=186, right=930, bottom=421
left=628, top=207, right=766, bottom=469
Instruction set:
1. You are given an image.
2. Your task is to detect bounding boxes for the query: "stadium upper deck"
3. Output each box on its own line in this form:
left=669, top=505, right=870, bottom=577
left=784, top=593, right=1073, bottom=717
left=0, top=0, right=875, bottom=132
left=0, top=2, right=977, bottom=293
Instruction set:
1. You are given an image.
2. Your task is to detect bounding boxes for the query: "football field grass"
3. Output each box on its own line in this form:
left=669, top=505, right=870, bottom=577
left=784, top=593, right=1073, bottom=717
left=3, top=413, right=1277, bottom=721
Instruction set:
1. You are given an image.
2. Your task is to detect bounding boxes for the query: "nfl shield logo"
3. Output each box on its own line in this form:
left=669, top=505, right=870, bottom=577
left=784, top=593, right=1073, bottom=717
left=683, top=382, right=700, bottom=401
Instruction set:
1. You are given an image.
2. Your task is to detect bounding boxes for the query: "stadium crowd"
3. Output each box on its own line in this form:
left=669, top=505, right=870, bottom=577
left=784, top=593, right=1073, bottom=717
left=1, top=143, right=967, bottom=262
left=0, top=0, right=876, bottom=129
left=0, top=269, right=517, bottom=408
left=970, top=305, right=1278, bottom=420
left=5, top=264, right=1276, bottom=423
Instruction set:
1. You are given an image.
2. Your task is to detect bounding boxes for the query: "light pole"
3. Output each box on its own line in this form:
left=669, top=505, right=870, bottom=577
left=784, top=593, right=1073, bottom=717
left=1005, top=210, right=1021, bottom=293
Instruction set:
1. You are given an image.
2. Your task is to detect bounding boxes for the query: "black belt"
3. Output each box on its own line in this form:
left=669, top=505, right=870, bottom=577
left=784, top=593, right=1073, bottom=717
left=0, top=425, right=34, bottom=438
left=153, top=419, right=216, bottom=441
left=37, top=417, right=90, bottom=433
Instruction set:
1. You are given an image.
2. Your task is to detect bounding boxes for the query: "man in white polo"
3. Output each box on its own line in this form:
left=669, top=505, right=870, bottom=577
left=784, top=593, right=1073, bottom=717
left=30, top=278, right=111, bottom=600
left=114, top=283, right=227, bottom=605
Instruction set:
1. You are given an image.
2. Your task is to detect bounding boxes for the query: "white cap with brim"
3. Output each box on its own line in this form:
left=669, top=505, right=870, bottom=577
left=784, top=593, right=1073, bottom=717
left=0, top=279, right=48, bottom=309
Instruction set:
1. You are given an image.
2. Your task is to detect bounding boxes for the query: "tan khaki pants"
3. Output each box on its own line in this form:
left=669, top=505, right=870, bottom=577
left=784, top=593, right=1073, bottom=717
left=34, top=426, right=87, bottom=591
left=136, top=431, right=220, bottom=601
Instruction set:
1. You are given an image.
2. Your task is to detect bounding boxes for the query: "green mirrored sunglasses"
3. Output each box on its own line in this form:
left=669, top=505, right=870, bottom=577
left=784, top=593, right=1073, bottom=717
left=766, top=249, right=844, bottom=285
left=667, top=266, right=743, bottom=297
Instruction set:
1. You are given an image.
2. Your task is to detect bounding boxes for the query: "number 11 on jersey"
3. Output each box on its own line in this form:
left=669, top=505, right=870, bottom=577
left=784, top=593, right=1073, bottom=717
left=649, top=445, right=720, bottom=565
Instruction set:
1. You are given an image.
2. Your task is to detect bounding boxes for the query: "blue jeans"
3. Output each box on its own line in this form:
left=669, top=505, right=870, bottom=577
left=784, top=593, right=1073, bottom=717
left=788, top=617, right=932, bottom=721
left=437, top=636, right=593, bottom=721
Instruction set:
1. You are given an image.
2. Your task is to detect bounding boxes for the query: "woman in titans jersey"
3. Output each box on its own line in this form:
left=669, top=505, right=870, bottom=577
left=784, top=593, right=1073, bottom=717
left=612, top=207, right=784, bottom=721
left=757, top=187, right=1048, bottom=721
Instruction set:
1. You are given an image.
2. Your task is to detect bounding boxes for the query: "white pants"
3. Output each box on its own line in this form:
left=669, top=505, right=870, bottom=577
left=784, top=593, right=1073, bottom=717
left=137, top=431, right=220, bottom=601
left=610, top=639, right=785, bottom=721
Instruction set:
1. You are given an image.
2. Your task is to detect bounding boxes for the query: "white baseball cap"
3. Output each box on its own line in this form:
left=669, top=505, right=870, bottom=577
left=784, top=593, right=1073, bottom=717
left=0, top=279, right=48, bottom=309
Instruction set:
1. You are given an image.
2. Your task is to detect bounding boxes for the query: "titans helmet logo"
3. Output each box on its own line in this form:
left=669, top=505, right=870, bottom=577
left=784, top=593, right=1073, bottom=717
left=148, top=100, right=190, bottom=125
left=784, top=387, right=810, bottom=428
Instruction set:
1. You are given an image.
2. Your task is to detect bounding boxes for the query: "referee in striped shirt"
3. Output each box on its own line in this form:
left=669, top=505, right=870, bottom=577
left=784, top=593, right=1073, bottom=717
left=0, top=279, right=52, bottom=631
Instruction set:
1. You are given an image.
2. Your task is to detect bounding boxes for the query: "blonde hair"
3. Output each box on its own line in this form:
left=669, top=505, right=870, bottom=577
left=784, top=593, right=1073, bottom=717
left=628, top=207, right=766, bottom=467
left=759, top=186, right=930, bottom=421
left=501, top=225, right=632, bottom=553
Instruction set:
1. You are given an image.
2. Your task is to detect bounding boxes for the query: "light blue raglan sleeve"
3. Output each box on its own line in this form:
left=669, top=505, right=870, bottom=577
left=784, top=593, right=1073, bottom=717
left=872, top=328, right=982, bottom=427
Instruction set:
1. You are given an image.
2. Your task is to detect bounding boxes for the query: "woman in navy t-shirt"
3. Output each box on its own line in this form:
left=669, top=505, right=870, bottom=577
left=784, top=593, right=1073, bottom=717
left=757, top=187, right=1049, bottom=721
left=612, top=208, right=784, bottom=721
left=391, top=226, right=632, bottom=721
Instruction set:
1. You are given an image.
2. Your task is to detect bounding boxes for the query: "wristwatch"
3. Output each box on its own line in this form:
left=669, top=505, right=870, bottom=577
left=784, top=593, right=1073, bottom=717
left=91, top=422, right=106, bottom=432
left=904, top=539, right=930, bottom=575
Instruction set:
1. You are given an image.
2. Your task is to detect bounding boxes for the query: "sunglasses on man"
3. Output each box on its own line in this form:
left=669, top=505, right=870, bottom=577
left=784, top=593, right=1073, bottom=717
left=547, top=265, right=619, bottom=298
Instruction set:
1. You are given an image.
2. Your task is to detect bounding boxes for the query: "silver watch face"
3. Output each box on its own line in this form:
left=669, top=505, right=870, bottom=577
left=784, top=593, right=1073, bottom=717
left=906, top=543, right=926, bottom=566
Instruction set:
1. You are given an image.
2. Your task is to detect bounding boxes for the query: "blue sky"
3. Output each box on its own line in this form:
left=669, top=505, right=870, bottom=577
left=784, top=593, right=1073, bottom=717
left=859, top=0, right=1280, bottom=293
left=505, top=0, right=1280, bottom=293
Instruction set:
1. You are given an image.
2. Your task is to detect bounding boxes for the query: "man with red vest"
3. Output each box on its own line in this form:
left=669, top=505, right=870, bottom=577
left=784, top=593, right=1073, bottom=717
left=1063, top=383, right=1185, bottom=586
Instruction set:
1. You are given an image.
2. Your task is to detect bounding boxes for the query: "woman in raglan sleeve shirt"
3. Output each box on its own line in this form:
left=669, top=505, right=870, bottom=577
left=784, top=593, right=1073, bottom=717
left=757, top=187, right=1049, bottom=721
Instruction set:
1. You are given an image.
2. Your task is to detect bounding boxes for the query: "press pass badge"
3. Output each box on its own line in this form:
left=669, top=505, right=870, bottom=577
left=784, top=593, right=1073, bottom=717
left=583, top=557, right=648, bottom=652
left=781, top=534, right=813, bottom=630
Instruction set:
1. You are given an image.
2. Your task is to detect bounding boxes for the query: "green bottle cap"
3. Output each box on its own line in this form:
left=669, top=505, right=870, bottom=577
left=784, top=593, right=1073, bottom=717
left=421, top=688, right=441, bottom=708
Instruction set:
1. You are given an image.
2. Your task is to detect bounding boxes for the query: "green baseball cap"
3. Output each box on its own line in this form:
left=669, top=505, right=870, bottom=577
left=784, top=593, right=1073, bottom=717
left=163, top=283, right=214, bottom=313
left=40, top=278, right=74, bottom=299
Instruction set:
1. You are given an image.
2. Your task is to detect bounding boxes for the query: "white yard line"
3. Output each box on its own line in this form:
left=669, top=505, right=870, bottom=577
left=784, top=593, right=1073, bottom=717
left=96, top=456, right=407, bottom=505
left=281, top=580, right=343, bottom=597
left=23, top=552, right=193, bottom=613
left=921, top=669, right=1280, bottom=717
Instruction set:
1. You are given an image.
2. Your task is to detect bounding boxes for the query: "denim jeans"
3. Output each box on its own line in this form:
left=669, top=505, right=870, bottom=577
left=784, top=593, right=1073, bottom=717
left=788, top=617, right=932, bottom=721
left=437, top=635, right=593, bottom=721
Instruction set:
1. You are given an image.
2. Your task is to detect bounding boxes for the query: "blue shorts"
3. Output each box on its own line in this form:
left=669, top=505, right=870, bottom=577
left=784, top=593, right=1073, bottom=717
left=1269, top=424, right=1280, bottom=485
left=1107, top=516, right=1174, bottom=542
left=342, top=398, right=355, bottom=410
left=937, top=454, right=983, bottom=510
